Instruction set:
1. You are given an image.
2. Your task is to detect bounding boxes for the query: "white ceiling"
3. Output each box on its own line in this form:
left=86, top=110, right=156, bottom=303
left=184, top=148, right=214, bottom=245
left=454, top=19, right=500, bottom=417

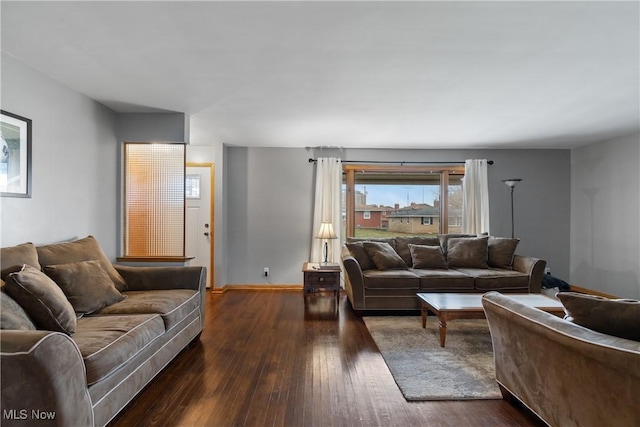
left=2, top=1, right=639, bottom=149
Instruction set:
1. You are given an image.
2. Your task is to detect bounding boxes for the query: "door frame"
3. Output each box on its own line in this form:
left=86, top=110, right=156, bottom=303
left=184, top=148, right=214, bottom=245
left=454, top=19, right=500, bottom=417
left=186, top=162, right=215, bottom=289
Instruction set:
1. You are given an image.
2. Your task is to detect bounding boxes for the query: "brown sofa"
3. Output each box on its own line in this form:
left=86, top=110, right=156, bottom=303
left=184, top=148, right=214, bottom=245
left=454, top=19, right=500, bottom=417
left=341, top=234, right=546, bottom=311
left=482, top=292, right=640, bottom=427
left=0, top=236, right=206, bottom=427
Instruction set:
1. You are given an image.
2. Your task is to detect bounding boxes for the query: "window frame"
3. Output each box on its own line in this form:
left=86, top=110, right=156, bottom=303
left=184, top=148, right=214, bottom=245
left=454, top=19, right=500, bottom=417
left=343, top=164, right=464, bottom=238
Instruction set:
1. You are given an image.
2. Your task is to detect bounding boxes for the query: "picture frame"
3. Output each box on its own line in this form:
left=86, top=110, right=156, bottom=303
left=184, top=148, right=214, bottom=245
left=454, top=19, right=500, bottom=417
left=1, top=110, right=32, bottom=197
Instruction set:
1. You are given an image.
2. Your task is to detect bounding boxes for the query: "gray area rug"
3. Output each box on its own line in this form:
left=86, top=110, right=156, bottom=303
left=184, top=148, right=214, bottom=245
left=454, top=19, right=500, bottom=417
left=363, top=316, right=501, bottom=401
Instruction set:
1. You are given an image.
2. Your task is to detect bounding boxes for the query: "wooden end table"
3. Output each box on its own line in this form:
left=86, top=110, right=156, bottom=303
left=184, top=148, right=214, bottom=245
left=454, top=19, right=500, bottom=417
left=417, top=293, right=565, bottom=347
left=302, top=263, right=341, bottom=304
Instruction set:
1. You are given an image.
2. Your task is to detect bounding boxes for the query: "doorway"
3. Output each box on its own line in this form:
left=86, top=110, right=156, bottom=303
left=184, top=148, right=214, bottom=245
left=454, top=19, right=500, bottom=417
left=186, top=163, right=214, bottom=288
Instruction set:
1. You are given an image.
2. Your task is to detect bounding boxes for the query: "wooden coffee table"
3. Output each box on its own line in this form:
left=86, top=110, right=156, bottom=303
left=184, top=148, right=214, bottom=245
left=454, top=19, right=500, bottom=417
left=417, top=293, right=565, bottom=347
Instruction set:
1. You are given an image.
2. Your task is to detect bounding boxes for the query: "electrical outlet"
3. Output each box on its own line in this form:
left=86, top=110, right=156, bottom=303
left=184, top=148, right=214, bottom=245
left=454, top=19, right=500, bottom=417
left=264, top=267, right=269, bottom=277
left=545, top=267, right=551, bottom=275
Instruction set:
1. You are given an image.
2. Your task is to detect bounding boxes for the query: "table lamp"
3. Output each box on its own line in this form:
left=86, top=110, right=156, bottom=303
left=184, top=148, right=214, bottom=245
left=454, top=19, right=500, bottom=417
left=316, top=221, right=337, bottom=264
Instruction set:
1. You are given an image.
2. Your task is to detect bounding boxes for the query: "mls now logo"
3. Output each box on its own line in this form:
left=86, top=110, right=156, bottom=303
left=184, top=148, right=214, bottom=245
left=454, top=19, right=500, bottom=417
left=3, top=409, right=56, bottom=420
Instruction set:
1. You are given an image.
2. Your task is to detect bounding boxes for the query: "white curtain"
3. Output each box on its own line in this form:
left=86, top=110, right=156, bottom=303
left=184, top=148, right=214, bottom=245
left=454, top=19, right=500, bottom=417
left=311, top=157, right=342, bottom=263
left=462, top=159, right=490, bottom=234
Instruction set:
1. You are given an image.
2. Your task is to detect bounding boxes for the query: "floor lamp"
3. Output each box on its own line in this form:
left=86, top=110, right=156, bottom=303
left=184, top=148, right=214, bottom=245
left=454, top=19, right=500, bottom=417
left=502, top=179, right=522, bottom=238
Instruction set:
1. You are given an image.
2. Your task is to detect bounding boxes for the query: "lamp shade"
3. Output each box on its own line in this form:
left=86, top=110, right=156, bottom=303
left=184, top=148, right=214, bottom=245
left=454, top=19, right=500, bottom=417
left=316, top=221, right=337, bottom=240
left=501, top=178, right=522, bottom=188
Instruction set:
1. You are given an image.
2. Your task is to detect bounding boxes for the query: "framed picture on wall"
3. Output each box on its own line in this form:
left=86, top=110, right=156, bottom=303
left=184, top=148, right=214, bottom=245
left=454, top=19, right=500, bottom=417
left=1, top=110, right=32, bottom=197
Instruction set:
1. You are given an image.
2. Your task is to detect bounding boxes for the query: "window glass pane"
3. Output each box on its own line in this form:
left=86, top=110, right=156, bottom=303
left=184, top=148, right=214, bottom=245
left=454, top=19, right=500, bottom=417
left=124, top=143, right=185, bottom=257
left=353, top=172, right=441, bottom=238
left=448, top=174, right=464, bottom=233
left=185, top=174, right=201, bottom=199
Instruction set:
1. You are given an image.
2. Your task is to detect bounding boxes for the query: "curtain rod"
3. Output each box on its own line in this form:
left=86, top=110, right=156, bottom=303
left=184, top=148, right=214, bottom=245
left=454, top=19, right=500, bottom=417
left=308, top=158, right=493, bottom=165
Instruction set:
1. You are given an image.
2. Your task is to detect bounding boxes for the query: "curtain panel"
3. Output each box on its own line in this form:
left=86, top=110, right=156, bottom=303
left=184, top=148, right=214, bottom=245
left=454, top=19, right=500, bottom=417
left=462, top=159, right=490, bottom=234
left=311, top=157, right=342, bottom=263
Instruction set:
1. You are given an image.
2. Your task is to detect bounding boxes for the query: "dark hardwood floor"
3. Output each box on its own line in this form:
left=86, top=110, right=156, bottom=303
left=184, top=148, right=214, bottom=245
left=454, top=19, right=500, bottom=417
left=110, top=290, right=543, bottom=427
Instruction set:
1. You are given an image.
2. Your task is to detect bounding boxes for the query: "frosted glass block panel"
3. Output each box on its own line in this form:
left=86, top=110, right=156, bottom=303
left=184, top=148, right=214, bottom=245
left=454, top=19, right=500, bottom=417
left=124, top=143, right=185, bottom=257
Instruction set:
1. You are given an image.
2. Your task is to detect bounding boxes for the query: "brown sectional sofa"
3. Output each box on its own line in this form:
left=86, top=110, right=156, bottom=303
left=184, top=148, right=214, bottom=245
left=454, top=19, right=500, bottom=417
left=482, top=292, right=640, bottom=427
left=342, top=234, right=546, bottom=311
left=0, top=236, right=206, bottom=427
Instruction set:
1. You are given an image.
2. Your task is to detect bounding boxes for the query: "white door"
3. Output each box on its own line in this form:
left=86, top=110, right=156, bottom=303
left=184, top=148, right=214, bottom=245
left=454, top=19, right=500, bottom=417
left=186, top=164, right=213, bottom=288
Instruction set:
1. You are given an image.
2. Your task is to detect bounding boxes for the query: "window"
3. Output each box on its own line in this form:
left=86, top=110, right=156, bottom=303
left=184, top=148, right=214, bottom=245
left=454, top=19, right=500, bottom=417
left=185, top=174, right=201, bottom=199
left=363, top=211, right=371, bottom=220
left=343, top=164, right=464, bottom=238
left=123, top=142, right=185, bottom=258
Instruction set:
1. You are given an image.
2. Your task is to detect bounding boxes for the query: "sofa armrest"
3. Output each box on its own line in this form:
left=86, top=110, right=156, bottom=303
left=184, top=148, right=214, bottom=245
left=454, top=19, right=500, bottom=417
left=114, top=265, right=206, bottom=293
left=1, top=330, right=93, bottom=427
left=341, top=246, right=365, bottom=310
left=482, top=292, right=640, bottom=427
left=511, top=255, right=546, bottom=293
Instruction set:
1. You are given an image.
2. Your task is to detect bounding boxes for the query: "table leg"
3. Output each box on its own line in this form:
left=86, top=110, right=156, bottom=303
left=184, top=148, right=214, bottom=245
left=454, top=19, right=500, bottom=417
left=421, top=305, right=427, bottom=328
left=438, top=312, right=448, bottom=347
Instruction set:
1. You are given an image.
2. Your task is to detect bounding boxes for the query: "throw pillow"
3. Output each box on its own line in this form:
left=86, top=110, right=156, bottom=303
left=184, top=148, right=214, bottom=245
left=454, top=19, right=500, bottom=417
left=36, top=235, right=127, bottom=292
left=0, top=289, right=37, bottom=330
left=395, top=236, right=441, bottom=267
left=1, top=242, right=41, bottom=280
left=558, top=292, right=640, bottom=342
left=363, top=242, right=407, bottom=271
left=345, top=242, right=376, bottom=271
left=446, top=236, right=489, bottom=269
left=438, top=233, right=477, bottom=257
left=3, top=265, right=76, bottom=335
left=347, top=237, right=396, bottom=249
left=408, top=244, right=448, bottom=269
left=44, top=260, right=125, bottom=315
left=487, top=237, right=520, bottom=269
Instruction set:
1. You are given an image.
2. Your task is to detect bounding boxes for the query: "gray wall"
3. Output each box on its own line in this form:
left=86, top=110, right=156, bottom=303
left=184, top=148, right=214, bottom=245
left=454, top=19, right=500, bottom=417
left=224, top=146, right=571, bottom=285
left=116, top=113, right=189, bottom=143
left=225, top=146, right=315, bottom=284
left=570, top=132, right=640, bottom=298
left=0, top=54, right=119, bottom=257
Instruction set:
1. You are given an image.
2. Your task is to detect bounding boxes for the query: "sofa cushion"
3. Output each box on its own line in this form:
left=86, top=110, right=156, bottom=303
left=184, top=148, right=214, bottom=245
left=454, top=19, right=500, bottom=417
left=411, top=269, right=475, bottom=291
left=73, top=314, right=165, bottom=385
left=0, top=288, right=37, bottom=330
left=488, top=237, right=519, bottom=269
left=345, top=242, right=376, bottom=271
left=408, top=244, right=448, bottom=269
left=3, top=265, right=77, bottom=334
left=93, top=289, right=199, bottom=331
left=395, top=236, right=440, bottom=267
left=36, top=236, right=127, bottom=292
left=456, top=268, right=529, bottom=291
left=44, top=260, right=125, bottom=315
left=446, top=236, right=489, bottom=269
left=362, top=269, right=420, bottom=289
left=363, top=242, right=407, bottom=271
left=557, top=292, right=640, bottom=342
left=0, top=242, right=41, bottom=279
